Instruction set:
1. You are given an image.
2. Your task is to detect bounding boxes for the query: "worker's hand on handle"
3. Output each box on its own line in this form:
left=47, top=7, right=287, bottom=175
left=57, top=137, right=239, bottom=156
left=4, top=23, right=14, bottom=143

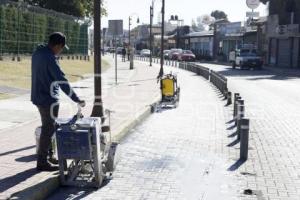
left=78, top=100, right=86, bottom=108
left=75, top=100, right=85, bottom=119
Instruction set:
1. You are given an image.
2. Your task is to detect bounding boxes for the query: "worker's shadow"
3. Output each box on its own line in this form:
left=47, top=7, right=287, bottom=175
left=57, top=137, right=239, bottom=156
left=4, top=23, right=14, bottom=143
left=0, top=168, right=38, bottom=193
left=15, top=154, right=36, bottom=162
left=53, top=178, right=112, bottom=200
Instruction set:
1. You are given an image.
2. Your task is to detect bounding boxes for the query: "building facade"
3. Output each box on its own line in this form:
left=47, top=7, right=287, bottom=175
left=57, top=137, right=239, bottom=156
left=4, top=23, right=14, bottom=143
left=183, top=31, right=214, bottom=60
left=264, top=0, right=300, bottom=68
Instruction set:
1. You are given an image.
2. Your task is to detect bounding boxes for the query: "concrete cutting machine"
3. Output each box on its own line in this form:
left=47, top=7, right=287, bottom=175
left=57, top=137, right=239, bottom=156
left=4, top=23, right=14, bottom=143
left=160, top=72, right=180, bottom=107
left=55, top=107, right=117, bottom=188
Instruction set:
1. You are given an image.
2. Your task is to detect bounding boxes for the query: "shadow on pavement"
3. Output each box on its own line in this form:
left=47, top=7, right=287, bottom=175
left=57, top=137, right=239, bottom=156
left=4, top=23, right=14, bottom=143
left=227, top=138, right=240, bottom=147
left=226, top=119, right=235, bottom=124
left=227, top=124, right=236, bottom=130
left=227, top=159, right=246, bottom=171
left=228, top=131, right=238, bottom=138
left=0, top=145, right=36, bottom=157
left=47, top=178, right=112, bottom=200
left=15, top=154, right=36, bottom=163
left=0, top=168, right=38, bottom=193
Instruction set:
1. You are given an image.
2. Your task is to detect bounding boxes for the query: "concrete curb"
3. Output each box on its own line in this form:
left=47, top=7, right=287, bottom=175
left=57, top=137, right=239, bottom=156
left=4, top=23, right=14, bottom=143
left=9, top=174, right=60, bottom=200
left=8, top=95, right=161, bottom=200
left=112, top=95, right=161, bottom=143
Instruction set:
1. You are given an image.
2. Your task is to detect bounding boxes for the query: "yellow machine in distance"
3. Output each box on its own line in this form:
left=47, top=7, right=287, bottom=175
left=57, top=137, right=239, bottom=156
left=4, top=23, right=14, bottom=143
left=160, top=73, right=180, bottom=107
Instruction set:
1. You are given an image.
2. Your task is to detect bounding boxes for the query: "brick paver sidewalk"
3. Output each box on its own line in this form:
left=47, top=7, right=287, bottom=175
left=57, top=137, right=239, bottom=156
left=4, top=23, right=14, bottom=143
left=48, top=61, right=245, bottom=199
left=0, top=55, right=160, bottom=199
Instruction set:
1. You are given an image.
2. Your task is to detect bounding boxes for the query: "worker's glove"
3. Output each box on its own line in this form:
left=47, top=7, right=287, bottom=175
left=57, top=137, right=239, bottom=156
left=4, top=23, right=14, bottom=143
left=78, top=100, right=86, bottom=107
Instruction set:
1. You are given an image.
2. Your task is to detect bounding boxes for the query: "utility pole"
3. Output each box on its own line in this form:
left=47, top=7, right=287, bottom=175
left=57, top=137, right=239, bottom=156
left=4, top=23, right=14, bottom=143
left=128, top=16, right=131, bottom=61
left=17, top=2, right=20, bottom=61
left=150, top=3, right=154, bottom=67
left=129, top=15, right=139, bottom=69
left=158, top=0, right=165, bottom=78
left=91, top=0, right=103, bottom=118
left=0, top=4, right=2, bottom=60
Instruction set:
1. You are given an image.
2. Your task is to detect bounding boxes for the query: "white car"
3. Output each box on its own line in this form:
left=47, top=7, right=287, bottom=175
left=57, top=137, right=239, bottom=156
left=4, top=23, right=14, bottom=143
left=229, top=48, right=263, bottom=70
left=140, top=49, right=151, bottom=57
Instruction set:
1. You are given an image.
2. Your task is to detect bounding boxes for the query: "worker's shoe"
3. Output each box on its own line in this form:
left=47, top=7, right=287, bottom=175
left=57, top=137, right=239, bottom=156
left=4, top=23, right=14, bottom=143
left=48, top=157, right=59, bottom=165
left=37, top=162, right=59, bottom=172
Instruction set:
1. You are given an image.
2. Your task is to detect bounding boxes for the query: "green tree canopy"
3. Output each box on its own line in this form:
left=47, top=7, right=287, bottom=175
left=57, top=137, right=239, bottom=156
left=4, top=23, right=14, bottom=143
left=11, top=0, right=106, bottom=17
left=210, top=10, right=228, bottom=20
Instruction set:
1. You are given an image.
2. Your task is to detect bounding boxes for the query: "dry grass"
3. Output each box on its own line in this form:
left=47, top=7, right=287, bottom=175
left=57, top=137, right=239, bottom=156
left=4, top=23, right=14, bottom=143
left=0, top=57, right=110, bottom=90
left=0, top=93, right=15, bottom=100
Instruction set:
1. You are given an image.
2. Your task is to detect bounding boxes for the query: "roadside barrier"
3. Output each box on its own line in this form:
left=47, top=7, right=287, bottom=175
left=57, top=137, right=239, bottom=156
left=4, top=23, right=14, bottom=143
left=227, top=92, right=232, bottom=105
left=210, top=70, right=228, bottom=95
left=236, top=99, right=245, bottom=140
left=240, top=118, right=250, bottom=160
left=233, top=93, right=240, bottom=119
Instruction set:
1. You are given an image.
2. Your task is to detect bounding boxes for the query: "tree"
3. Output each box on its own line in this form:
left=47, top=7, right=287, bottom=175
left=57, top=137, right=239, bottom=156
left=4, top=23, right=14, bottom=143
left=210, top=10, right=228, bottom=20
left=11, top=0, right=107, bottom=18
left=191, top=14, right=215, bottom=32
left=191, top=19, right=204, bottom=32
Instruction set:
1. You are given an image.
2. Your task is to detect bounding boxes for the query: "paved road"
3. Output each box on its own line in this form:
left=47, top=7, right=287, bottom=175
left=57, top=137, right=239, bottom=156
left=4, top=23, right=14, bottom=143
left=48, top=63, right=244, bottom=200
left=198, top=63, right=300, bottom=200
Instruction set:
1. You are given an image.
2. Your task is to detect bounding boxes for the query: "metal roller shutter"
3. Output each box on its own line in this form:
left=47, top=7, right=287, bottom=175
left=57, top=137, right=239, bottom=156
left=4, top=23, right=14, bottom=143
left=269, top=38, right=277, bottom=65
left=277, top=39, right=291, bottom=67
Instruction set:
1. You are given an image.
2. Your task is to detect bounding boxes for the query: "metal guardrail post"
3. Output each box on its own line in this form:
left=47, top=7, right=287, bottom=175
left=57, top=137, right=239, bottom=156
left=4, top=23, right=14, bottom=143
left=240, top=118, right=250, bottom=161
left=233, top=93, right=240, bottom=119
left=237, top=104, right=245, bottom=140
left=224, top=88, right=228, bottom=99
left=227, top=92, right=232, bottom=105
left=236, top=99, right=244, bottom=128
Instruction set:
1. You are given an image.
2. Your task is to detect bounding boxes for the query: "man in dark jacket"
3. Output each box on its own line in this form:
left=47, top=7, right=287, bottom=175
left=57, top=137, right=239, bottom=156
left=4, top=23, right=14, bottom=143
left=31, top=32, right=85, bottom=171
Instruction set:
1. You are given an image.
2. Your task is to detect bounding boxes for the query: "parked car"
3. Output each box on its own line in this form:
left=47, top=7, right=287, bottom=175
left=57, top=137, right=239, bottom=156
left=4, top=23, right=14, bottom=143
left=109, top=47, right=115, bottom=53
left=140, top=49, right=151, bottom=57
left=178, top=50, right=196, bottom=62
left=116, top=47, right=123, bottom=54
left=104, top=47, right=110, bottom=52
left=163, top=50, right=170, bottom=59
left=229, top=48, right=263, bottom=70
left=168, top=48, right=183, bottom=60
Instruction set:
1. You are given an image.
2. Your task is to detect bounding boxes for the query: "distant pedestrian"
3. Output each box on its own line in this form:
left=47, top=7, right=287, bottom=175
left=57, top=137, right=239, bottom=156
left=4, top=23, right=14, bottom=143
left=31, top=32, right=85, bottom=171
left=127, top=47, right=130, bottom=61
left=122, top=47, right=126, bottom=62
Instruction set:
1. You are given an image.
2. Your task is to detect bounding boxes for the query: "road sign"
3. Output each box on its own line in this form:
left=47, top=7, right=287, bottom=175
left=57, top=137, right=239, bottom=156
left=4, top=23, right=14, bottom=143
left=108, top=20, right=123, bottom=36
left=246, top=0, right=260, bottom=10
left=246, top=12, right=259, bottom=18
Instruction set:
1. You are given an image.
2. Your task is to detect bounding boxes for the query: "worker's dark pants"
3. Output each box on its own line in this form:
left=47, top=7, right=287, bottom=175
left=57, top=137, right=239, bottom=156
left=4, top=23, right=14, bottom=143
left=37, top=104, right=59, bottom=165
left=122, top=54, right=126, bottom=62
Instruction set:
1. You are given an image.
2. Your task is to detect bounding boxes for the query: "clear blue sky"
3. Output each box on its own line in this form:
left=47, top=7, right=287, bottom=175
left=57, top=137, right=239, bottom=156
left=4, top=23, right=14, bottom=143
left=102, top=0, right=268, bottom=29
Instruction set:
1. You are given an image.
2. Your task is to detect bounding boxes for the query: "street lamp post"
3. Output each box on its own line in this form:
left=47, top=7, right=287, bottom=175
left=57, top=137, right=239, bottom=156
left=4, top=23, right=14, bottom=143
left=91, top=0, right=103, bottom=118
left=149, top=2, right=154, bottom=67
left=158, top=0, right=165, bottom=78
left=128, top=14, right=139, bottom=70
left=128, top=16, right=131, bottom=61
left=17, top=1, right=21, bottom=61
left=0, top=4, right=2, bottom=60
